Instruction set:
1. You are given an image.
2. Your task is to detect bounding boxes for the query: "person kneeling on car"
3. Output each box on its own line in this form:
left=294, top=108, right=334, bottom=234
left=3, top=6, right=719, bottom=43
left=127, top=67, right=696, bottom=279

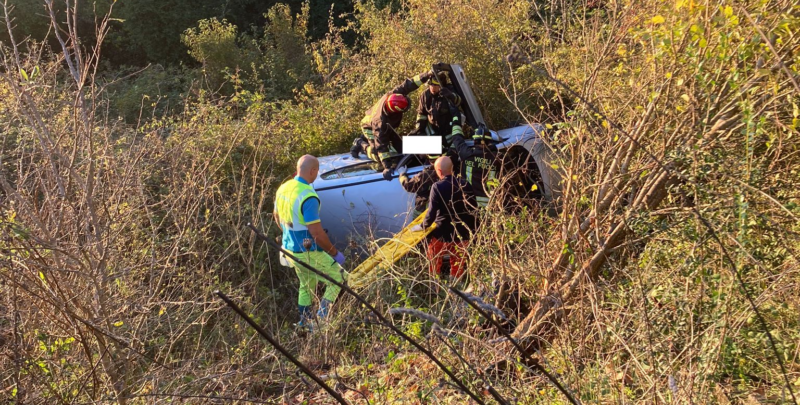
left=351, top=71, right=437, bottom=181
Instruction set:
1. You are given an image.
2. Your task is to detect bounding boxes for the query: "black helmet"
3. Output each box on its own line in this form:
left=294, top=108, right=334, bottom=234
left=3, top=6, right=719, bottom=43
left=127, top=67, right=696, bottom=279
left=472, top=125, right=492, bottom=144
left=429, top=71, right=448, bottom=86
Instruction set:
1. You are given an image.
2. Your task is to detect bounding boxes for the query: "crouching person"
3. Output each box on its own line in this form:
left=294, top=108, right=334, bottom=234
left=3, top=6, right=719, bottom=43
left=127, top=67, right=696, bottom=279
left=274, top=155, right=346, bottom=329
left=411, top=156, right=477, bottom=280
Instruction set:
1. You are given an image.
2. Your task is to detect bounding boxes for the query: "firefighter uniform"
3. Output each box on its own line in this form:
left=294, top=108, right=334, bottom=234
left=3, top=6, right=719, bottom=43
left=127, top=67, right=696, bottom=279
left=358, top=74, right=430, bottom=170
left=399, top=163, right=439, bottom=216
left=451, top=133, right=500, bottom=208
left=413, top=76, right=464, bottom=146
left=422, top=174, right=477, bottom=278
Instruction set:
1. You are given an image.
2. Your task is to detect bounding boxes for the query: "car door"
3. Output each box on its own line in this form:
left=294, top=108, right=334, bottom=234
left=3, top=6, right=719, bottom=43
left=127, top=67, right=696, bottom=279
left=314, top=158, right=424, bottom=252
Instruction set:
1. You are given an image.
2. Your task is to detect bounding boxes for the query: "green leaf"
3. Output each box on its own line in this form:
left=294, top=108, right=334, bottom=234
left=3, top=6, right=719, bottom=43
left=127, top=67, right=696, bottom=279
left=20, top=68, right=28, bottom=81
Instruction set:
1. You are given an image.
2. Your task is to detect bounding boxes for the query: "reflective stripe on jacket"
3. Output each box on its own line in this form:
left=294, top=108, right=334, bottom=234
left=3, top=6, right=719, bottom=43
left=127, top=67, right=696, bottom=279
left=452, top=135, right=499, bottom=207
left=416, top=88, right=463, bottom=143
left=274, top=178, right=322, bottom=253
left=360, top=76, right=427, bottom=168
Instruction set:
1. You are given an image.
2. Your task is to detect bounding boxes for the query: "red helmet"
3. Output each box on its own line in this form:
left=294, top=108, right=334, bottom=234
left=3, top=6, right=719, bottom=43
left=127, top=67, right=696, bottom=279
left=385, top=94, right=410, bottom=113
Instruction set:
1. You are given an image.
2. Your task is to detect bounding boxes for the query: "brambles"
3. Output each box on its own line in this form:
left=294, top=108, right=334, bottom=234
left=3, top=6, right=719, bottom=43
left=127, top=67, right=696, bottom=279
left=1, top=0, right=798, bottom=403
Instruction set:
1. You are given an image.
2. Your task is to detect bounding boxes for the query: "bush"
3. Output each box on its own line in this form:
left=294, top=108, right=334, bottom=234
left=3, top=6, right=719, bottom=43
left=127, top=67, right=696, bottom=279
left=103, top=64, right=191, bottom=124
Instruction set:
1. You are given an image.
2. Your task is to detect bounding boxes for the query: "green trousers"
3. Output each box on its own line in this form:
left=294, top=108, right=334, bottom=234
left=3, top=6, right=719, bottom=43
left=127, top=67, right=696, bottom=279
left=287, top=251, right=344, bottom=306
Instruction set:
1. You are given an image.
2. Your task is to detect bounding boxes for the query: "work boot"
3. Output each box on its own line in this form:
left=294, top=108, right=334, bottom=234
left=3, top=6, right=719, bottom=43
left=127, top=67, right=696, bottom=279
left=350, top=137, right=364, bottom=158
left=296, top=305, right=313, bottom=331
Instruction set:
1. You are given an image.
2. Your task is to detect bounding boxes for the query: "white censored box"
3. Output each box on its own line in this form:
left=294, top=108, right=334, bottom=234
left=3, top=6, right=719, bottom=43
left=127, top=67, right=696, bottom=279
left=402, top=136, right=442, bottom=155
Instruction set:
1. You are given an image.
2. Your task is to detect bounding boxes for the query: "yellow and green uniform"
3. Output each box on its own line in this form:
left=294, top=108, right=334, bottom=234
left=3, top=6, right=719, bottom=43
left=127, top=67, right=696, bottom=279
left=274, top=176, right=343, bottom=306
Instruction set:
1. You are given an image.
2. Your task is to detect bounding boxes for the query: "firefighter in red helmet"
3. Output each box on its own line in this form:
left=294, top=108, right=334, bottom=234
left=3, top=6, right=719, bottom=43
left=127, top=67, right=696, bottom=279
left=351, top=71, right=438, bottom=181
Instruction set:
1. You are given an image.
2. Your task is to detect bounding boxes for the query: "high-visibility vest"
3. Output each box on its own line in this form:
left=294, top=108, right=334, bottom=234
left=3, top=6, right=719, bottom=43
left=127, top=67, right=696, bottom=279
left=274, top=178, right=321, bottom=253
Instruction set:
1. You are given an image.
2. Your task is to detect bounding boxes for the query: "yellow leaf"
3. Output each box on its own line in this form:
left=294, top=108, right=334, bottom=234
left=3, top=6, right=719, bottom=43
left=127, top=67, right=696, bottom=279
left=113, top=321, right=123, bottom=327
left=681, top=94, right=690, bottom=102
left=545, top=124, right=553, bottom=129
left=613, top=134, right=619, bottom=142
left=676, top=78, right=684, bottom=86
left=651, top=15, right=665, bottom=24
left=723, top=5, right=733, bottom=17
left=665, top=72, right=672, bottom=79
left=602, top=120, right=609, bottom=129
left=676, top=0, right=685, bottom=10
left=39, top=271, right=45, bottom=281
left=531, top=184, right=538, bottom=191
left=699, top=38, right=707, bottom=48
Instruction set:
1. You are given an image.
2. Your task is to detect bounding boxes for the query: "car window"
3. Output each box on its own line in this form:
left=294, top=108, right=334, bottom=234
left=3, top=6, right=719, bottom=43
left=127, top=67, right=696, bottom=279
left=322, top=154, right=426, bottom=180
left=320, top=170, right=341, bottom=180
left=340, top=161, right=383, bottom=178
left=397, top=154, right=426, bottom=169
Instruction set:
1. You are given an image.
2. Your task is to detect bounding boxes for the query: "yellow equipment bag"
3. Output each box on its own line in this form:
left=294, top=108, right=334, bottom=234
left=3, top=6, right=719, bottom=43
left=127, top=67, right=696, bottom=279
left=348, top=211, right=436, bottom=288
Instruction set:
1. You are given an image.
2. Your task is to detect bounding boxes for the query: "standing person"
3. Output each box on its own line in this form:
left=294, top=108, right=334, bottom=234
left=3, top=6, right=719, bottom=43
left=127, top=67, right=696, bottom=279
left=451, top=126, right=500, bottom=208
left=350, top=71, right=436, bottom=180
left=411, top=156, right=477, bottom=279
left=398, top=154, right=440, bottom=218
left=273, top=155, right=346, bottom=328
left=411, top=71, right=465, bottom=147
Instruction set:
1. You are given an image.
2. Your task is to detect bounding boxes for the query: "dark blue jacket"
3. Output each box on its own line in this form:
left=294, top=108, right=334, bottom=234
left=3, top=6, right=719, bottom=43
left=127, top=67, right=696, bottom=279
left=423, top=174, right=477, bottom=242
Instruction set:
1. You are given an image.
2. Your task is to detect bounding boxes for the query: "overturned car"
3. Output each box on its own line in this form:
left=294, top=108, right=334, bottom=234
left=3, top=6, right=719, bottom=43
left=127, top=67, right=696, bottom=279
left=310, top=64, right=562, bottom=252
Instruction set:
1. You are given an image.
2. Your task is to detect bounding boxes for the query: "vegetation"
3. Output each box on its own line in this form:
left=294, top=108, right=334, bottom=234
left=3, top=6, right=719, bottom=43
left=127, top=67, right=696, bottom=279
left=1, top=0, right=798, bottom=403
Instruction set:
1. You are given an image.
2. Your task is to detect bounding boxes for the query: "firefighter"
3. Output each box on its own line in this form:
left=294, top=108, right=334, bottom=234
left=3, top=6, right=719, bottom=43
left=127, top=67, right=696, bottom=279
left=450, top=126, right=500, bottom=208
left=397, top=154, right=441, bottom=217
left=410, top=156, right=477, bottom=279
left=273, top=155, right=346, bottom=329
left=411, top=71, right=464, bottom=147
left=350, top=71, right=438, bottom=181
